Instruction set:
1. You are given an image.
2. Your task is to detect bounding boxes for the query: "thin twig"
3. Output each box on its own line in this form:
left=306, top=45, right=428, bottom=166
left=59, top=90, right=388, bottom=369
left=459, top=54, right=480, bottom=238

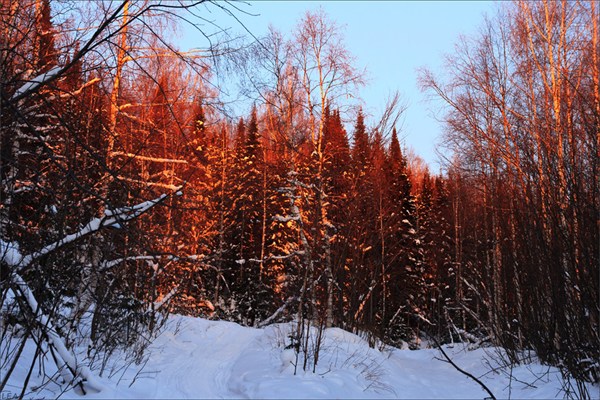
left=428, top=334, right=497, bottom=400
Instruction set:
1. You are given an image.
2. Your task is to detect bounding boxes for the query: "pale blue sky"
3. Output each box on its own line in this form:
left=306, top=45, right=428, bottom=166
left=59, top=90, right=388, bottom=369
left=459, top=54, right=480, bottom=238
left=183, top=1, right=495, bottom=168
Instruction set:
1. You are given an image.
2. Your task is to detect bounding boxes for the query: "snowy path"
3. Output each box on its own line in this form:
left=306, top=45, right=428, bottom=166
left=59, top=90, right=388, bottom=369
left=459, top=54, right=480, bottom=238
left=141, top=318, right=261, bottom=398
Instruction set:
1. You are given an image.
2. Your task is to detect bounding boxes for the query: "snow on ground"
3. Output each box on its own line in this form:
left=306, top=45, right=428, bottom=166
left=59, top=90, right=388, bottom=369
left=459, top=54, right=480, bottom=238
left=3, top=315, right=598, bottom=399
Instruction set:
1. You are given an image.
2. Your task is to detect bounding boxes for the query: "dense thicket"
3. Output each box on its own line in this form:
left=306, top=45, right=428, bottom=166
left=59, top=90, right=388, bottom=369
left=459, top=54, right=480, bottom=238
left=0, top=0, right=597, bottom=395
left=421, top=0, right=599, bottom=384
left=0, top=0, right=231, bottom=394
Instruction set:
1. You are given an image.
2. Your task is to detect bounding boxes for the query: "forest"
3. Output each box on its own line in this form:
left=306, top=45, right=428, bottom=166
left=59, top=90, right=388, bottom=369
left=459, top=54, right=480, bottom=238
left=0, top=0, right=598, bottom=397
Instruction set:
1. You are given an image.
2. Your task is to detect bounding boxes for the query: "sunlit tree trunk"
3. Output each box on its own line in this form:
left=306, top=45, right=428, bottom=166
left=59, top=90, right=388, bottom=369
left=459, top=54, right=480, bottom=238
left=107, top=0, right=129, bottom=175
left=293, top=10, right=363, bottom=328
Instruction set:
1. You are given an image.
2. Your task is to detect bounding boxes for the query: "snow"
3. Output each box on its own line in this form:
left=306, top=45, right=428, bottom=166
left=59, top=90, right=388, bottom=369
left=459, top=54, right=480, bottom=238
left=11, top=67, right=62, bottom=100
left=2, top=315, right=597, bottom=399
left=0, top=239, right=22, bottom=266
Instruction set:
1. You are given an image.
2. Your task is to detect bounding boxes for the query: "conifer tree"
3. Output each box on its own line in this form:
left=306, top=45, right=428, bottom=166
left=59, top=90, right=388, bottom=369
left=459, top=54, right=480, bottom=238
left=369, top=128, right=390, bottom=340
left=323, top=107, right=352, bottom=208
left=428, top=176, right=454, bottom=337
left=351, top=109, right=369, bottom=171
left=384, top=127, right=423, bottom=345
left=227, top=106, right=275, bottom=325
left=234, top=117, right=246, bottom=154
left=322, top=107, right=352, bottom=324
left=34, top=0, right=57, bottom=72
left=188, top=102, right=209, bottom=164
left=345, top=108, right=377, bottom=332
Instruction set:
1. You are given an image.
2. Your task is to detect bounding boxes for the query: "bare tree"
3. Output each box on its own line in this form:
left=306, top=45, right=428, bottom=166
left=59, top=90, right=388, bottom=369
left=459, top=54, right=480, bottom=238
left=292, top=8, right=365, bottom=328
left=420, top=0, right=599, bottom=384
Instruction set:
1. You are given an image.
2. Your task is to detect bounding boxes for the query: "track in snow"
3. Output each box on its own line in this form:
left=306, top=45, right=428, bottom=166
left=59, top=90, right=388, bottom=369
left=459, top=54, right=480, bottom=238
left=143, top=318, right=261, bottom=398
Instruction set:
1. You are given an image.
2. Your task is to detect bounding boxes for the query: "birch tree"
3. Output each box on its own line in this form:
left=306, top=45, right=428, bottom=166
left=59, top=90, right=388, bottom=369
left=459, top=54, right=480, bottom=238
left=292, top=9, right=364, bottom=328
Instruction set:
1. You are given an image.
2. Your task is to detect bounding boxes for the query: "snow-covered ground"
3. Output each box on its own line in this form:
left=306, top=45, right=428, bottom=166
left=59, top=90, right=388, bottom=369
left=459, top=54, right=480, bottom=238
left=3, top=315, right=597, bottom=399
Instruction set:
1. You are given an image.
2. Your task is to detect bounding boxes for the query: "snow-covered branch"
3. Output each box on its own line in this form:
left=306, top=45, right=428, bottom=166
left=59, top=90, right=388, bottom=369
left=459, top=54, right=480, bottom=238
left=0, top=190, right=182, bottom=393
left=8, top=191, right=179, bottom=273
left=151, top=285, right=179, bottom=312
left=248, top=251, right=305, bottom=264
left=111, top=152, right=189, bottom=164
left=117, top=176, right=187, bottom=191
left=353, top=279, right=378, bottom=321
left=58, top=77, right=101, bottom=98
left=11, top=273, right=104, bottom=394
left=6, top=1, right=130, bottom=105
left=10, top=67, right=62, bottom=101
left=258, top=296, right=297, bottom=328
left=100, top=253, right=210, bottom=273
left=274, top=215, right=301, bottom=223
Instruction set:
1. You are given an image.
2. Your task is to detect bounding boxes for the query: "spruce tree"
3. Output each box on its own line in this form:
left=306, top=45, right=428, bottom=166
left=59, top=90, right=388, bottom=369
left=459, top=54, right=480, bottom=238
left=345, top=108, right=378, bottom=333
left=228, top=106, right=274, bottom=325
left=384, top=127, right=423, bottom=345
left=35, top=0, right=57, bottom=72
